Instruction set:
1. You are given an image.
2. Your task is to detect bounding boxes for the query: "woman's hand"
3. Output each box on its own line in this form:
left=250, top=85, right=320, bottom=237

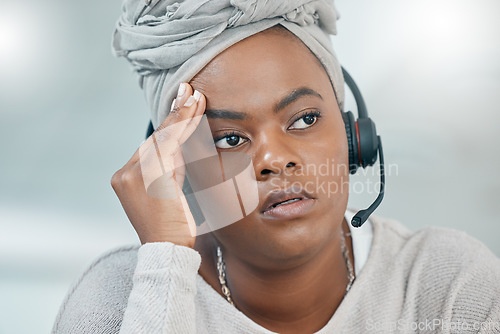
left=111, top=83, right=206, bottom=248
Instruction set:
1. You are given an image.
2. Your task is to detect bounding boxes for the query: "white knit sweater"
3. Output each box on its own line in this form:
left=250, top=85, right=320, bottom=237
left=52, top=214, right=500, bottom=333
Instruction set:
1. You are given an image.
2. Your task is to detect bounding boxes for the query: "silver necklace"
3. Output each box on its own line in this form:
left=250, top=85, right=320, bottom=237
left=216, top=227, right=355, bottom=306
left=340, top=227, right=355, bottom=293
left=216, top=246, right=235, bottom=306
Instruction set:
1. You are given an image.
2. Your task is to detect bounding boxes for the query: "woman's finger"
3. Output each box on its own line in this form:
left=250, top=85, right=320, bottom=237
left=152, top=89, right=204, bottom=161
left=178, top=92, right=207, bottom=144
left=124, top=83, right=201, bottom=167
left=156, top=82, right=195, bottom=132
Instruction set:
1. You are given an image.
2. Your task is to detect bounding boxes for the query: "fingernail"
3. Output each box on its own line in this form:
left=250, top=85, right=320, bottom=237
left=177, top=83, right=186, bottom=98
left=183, top=95, right=196, bottom=107
left=193, top=90, right=201, bottom=102
left=170, top=98, right=176, bottom=112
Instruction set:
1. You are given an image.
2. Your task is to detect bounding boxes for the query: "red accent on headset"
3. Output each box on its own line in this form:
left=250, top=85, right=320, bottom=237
left=355, top=121, right=362, bottom=165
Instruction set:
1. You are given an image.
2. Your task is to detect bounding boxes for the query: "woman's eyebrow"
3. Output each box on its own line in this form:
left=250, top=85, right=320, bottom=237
left=274, top=87, right=323, bottom=113
left=204, top=87, right=322, bottom=120
left=205, top=109, right=248, bottom=120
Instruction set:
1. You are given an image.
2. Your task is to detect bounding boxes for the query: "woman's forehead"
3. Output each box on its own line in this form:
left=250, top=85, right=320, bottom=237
left=191, top=28, right=330, bottom=102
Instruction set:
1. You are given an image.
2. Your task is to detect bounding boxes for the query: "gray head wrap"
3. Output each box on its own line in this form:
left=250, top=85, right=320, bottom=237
left=112, top=0, right=344, bottom=129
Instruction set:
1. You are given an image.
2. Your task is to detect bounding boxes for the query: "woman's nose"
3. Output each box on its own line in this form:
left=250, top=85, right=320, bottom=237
left=253, top=133, right=302, bottom=180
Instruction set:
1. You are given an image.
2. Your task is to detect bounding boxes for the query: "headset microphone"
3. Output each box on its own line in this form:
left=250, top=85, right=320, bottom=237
left=144, top=68, right=385, bottom=228
left=341, top=67, right=385, bottom=227
left=350, top=136, right=384, bottom=227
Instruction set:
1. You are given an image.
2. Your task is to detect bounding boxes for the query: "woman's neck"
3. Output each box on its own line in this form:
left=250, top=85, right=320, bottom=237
left=195, top=218, right=354, bottom=334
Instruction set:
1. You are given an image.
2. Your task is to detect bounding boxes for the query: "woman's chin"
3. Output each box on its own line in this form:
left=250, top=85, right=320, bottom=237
left=214, top=198, right=344, bottom=269
left=253, top=224, right=335, bottom=269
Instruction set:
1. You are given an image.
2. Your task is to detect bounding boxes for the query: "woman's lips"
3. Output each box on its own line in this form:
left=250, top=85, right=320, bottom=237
left=260, top=198, right=315, bottom=220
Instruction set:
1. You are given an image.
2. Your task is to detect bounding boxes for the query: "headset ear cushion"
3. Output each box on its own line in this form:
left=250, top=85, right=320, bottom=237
left=342, top=111, right=359, bottom=174
left=357, top=118, right=379, bottom=167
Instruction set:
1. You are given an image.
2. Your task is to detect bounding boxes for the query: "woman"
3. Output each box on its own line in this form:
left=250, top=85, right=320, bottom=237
left=52, top=1, right=500, bottom=333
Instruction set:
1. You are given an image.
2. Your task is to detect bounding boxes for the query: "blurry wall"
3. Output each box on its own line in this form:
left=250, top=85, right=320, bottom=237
left=0, top=0, right=498, bottom=333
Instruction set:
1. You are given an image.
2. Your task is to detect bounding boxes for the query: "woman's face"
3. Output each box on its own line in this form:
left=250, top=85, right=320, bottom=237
left=190, top=26, right=349, bottom=270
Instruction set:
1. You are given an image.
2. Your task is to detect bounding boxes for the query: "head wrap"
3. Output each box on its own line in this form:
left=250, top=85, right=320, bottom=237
left=112, top=0, right=344, bottom=129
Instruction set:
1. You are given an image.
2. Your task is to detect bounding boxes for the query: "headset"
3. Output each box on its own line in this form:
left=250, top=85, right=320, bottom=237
left=145, top=67, right=384, bottom=228
left=340, top=67, right=385, bottom=227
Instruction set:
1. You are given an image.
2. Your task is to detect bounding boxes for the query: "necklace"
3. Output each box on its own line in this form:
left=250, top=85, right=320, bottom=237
left=216, top=226, right=355, bottom=306
left=340, top=227, right=355, bottom=293
left=216, top=246, right=235, bottom=306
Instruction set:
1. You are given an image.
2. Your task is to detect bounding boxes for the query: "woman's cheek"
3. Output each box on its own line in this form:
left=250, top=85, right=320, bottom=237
left=301, top=133, right=349, bottom=200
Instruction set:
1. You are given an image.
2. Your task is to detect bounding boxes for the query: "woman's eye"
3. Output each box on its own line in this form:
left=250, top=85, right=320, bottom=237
left=214, top=134, right=246, bottom=149
left=289, top=112, right=319, bottom=130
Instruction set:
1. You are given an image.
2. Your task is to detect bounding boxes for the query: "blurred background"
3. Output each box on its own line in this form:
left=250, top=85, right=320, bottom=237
left=0, top=0, right=499, bottom=333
